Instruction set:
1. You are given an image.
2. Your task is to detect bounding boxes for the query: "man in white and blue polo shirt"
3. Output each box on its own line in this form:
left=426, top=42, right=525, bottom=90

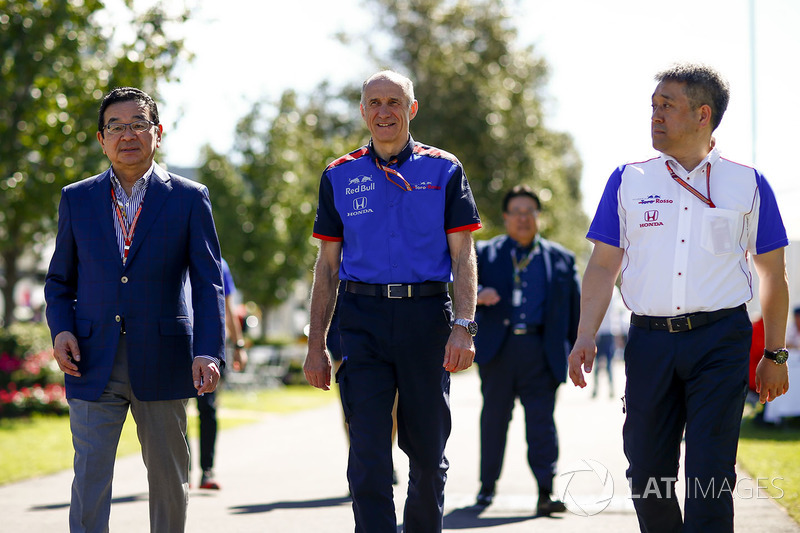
left=568, top=63, right=790, bottom=533
left=304, top=70, right=482, bottom=533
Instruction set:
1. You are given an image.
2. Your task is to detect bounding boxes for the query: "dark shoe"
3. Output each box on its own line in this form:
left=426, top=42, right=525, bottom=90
left=537, top=496, right=567, bottom=516
left=199, top=470, right=220, bottom=490
left=475, top=489, right=494, bottom=507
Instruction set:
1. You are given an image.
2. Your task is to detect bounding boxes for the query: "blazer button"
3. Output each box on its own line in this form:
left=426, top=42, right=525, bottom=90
left=115, top=315, right=121, bottom=322
left=121, top=276, right=129, bottom=283
left=503, top=319, right=510, bottom=326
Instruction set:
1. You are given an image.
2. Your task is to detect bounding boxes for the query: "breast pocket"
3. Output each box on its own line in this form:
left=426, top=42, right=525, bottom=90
left=700, top=208, right=740, bottom=256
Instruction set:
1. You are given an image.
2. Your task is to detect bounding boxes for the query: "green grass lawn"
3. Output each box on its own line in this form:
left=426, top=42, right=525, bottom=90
left=737, top=412, right=800, bottom=524
left=0, top=385, right=336, bottom=486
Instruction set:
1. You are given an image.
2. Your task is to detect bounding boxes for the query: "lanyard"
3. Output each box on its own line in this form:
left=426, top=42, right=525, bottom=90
left=110, top=186, right=144, bottom=264
left=665, top=161, right=715, bottom=208
left=375, top=158, right=412, bottom=192
left=511, top=239, right=538, bottom=285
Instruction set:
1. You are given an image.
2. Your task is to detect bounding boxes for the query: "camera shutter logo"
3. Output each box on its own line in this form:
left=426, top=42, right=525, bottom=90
left=644, top=210, right=659, bottom=222
left=558, top=459, right=615, bottom=516
left=353, top=197, right=368, bottom=211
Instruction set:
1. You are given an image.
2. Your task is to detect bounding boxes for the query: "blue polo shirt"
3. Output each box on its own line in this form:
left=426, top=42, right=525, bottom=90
left=313, top=136, right=482, bottom=284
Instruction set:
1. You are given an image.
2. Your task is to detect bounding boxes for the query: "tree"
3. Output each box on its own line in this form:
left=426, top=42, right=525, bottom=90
left=366, top=0, right=589, bottom=253
left=0, top=0, right=191, bottom=324
left=197, top=85, right=364, bottom=316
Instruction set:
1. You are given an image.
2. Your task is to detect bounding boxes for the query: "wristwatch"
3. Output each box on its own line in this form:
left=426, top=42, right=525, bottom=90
left=235, top=339, right=246, bottom=349
left=763, top=348, right=789, bottom=365
left=454, top=318, right=478, bottom=336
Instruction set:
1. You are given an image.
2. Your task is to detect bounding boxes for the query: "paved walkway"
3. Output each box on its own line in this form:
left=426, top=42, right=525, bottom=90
left=2, top=362, right=798, bottom=532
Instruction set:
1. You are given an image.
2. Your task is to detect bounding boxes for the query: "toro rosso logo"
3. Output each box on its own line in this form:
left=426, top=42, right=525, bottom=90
left=636, top=194, right=673, bottom=205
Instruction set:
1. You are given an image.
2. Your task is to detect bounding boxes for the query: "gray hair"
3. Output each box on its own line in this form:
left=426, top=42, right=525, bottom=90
left=361, top=70, right=415, bottom=109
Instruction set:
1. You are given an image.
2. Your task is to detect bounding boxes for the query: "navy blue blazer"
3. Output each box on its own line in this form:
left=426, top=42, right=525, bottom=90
left=45, top=164, right=225, bottom=401
left=474, top=234, right=580, bottom=383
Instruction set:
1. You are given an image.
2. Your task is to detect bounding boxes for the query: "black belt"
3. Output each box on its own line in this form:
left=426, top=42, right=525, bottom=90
left=512, top=323, right=543, bottom=335
left=630, top=304, right=745, bottom=333
left=344, top=280, right=448, bottom=299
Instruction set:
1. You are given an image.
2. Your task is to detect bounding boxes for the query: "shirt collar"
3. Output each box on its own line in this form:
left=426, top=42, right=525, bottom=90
left=659, top=147, right=721, bottom=176
left=110, top=162, right=155, bottom=198
left=368, top=135, right=415, bottom=166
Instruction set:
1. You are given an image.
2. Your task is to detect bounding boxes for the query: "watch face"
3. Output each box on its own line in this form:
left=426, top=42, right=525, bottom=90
left=468, top=321, right=478, bottom=336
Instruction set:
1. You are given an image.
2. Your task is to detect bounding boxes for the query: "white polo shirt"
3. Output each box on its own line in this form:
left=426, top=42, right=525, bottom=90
left=587, top=148, right=788, bottom=317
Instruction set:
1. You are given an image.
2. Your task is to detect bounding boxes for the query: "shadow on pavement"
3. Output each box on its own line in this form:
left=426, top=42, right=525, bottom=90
left=229, top=495, right=352, bottom=515
left=30, top=493, right=149, bottom=511
left=441, top=506, right=544, bottom=529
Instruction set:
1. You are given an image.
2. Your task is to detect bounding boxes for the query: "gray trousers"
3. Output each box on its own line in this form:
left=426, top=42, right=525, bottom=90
left=67, top=338, right=189, bottom=533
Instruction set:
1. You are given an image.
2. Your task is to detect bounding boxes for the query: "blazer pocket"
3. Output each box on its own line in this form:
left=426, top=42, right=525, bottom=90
left=75, top=319, right=93, bottom=338
left=159, top=317, right=192, bottom=336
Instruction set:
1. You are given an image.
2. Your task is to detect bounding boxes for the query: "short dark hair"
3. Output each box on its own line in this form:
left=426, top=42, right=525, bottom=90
left=98, top=87, right=159, bottom=136
left=655, top=63, right=730, bottom=131
left=502, top=185, right=540, bottom=212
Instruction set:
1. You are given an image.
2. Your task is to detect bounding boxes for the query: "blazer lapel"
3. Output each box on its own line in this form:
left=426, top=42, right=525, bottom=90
left=88, top=170, right=123, bottom=268
left=123, top=164, right=172, bottom=268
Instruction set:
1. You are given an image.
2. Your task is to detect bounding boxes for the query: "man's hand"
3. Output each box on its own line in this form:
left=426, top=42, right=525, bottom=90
left=443, top=325, right=475, bottom=373
left=755, top=358, right=790, bottom=404
left=53, top=331, right=81, bottom=377
left=477, top=287, right=500, bottom=306
left=192, top=357, right=221, bottom=395
left=568, top=335, right=597, bottom=388
left=304, top=346, right=333, bottom=391
left=232, top=348, right=248, bottom=372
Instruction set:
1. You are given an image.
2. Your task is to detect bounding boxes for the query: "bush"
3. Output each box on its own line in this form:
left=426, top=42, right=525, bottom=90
left=0, top=323, right=67, bottom=418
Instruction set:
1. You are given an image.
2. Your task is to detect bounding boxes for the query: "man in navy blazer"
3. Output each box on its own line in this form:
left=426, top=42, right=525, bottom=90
left=473, top=185, right=579, bottom=516
left=45, top=87, right=225, bottom=533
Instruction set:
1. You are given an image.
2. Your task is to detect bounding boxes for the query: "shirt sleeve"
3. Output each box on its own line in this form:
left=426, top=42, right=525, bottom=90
left=221, top=258, right=235, bottom=297
left=586, top=166, right=625, bottom=247
left=752, top=170, right=789, bottom=255
left=444, top=165, right=482, bottom=233
left=312, top=170, right=343, bottom=242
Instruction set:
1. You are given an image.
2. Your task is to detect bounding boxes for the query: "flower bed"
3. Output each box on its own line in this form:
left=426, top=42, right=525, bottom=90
left=0, top=323, right=67, bottom=418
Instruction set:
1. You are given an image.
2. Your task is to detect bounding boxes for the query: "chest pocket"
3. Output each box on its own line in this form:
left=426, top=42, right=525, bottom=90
left=700, top=208, right=740, bottom=256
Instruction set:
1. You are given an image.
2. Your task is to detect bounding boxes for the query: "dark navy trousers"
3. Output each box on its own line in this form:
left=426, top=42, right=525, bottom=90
left=337, top=290, right=453, bottom=533
left=623, top=308, right=751, bottom=533
left=478, top=332, right=559, bottom=495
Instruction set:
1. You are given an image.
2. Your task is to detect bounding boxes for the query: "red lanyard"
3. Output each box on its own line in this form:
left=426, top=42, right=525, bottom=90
left=375, top=158, right=411, bottom=191
left=110, top=186, right=144, bottom=264
left=665, top=161, right=715, bottom=208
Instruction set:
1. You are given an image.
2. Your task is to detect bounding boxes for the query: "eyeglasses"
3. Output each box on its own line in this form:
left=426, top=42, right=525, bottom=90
left=103, top=120, right=156, bottom=136
left=506, top=209, right=539, bottom=218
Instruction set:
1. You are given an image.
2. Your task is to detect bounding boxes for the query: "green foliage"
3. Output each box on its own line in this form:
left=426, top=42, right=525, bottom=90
left=367, top=0, right=589, bottom=253
left=0, top=0, right=191, bottom=324
left=198, top=86, right=363, bottom=311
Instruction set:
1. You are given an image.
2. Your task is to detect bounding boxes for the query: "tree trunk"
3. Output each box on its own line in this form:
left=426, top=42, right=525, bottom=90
left=1, top=249, right=19, bottom=327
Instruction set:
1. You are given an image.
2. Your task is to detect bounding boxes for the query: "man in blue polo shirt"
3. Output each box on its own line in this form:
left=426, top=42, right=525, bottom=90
left=568, top=63, right=790, bottom=532
left=304, top=70, right=482, bottom=533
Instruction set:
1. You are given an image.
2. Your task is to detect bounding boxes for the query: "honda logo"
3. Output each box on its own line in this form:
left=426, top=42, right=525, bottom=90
left=644, top=210, right=659, bottom=222
left=353, top=197, right=367, bottom=210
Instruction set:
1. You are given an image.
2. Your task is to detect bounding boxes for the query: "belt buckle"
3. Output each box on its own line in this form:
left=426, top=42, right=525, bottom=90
left=387, top=284, right=411, bottom=299
left=666, top=316, right=691, bottom=333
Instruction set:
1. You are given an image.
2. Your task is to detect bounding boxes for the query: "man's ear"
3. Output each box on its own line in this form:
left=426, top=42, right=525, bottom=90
left=409, top=100, right=419, bottom=121
left=698, top=104, right=712, bottom=128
